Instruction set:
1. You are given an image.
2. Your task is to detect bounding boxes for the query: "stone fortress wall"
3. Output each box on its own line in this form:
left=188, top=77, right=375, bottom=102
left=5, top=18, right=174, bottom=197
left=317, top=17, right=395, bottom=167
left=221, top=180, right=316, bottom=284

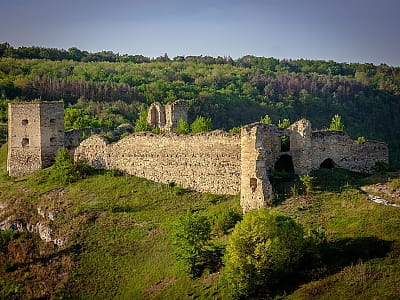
left=239, top=120, right=389, bottom=211
left=7, top=101, right=389, bottom=212
left=74, top=131, right=241, bottom=195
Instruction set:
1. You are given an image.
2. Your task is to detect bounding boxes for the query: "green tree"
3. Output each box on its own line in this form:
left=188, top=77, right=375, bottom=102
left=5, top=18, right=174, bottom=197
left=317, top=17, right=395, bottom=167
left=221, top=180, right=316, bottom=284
left=191, top=116, right=212, bottom=134
left=173, top=119, right=191, bottom=134
left=134, top=110, right=152, bottom=132
left=221, top=209, right=306, bottom=299
left=49, top=147, right=89, bottom=185
left=172, top=210, right=212, bottom=278
left=329, top=114, right=345, bottom=131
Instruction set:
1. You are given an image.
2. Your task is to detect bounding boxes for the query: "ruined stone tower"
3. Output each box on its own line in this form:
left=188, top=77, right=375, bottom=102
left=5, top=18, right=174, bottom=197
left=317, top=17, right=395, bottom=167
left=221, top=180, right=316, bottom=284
left=7, top=102, right=64, bottom=177
left=147, top=100, right=187, bottom=131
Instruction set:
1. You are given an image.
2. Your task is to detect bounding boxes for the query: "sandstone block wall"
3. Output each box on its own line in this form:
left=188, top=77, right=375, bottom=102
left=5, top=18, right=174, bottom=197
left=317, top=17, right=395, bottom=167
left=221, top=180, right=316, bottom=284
left=7, top=102, right=64, bottom=177
left=74, top=131, right=241, bottom=195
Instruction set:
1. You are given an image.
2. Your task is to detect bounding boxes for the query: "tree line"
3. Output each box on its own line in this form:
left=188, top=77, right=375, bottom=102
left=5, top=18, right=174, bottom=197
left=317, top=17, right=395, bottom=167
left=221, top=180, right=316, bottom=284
left=0, top=44, right=399, bottom=167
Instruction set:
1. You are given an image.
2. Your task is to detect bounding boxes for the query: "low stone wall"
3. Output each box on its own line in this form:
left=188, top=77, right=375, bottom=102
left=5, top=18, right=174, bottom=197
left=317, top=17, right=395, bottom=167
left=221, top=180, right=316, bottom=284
left=74, top=131, right=241, bottom=195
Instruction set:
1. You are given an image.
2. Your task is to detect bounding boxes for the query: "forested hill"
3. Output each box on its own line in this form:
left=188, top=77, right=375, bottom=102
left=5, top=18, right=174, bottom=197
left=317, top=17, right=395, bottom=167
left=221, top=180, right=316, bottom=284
left=0, top=43, right=399, bottom=167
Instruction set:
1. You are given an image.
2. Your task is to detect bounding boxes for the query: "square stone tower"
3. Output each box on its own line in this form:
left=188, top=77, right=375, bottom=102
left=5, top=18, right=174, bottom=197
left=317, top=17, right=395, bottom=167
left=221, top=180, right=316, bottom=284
left=7, top=102, right=64, bottom=177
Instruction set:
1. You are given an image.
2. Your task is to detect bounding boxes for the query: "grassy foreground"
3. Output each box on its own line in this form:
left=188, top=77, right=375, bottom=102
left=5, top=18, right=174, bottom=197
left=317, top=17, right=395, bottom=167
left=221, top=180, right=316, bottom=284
left=0, top=143, right=399, bottom=299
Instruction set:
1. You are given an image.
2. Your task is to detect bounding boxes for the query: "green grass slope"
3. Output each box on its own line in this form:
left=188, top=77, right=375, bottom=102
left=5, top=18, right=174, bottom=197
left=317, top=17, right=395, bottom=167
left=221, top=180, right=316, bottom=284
left=0, top=158, right=399, bottom=299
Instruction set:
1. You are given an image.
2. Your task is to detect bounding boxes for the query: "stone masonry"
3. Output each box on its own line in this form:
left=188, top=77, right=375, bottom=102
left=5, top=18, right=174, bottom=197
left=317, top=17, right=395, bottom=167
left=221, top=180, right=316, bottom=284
left=239, top=120, right=388, bottom=211
left=147, top=100, right=187, bottom=131
left=7, top=102, right=389, bottom=212
left=74, top=131, right=241, bottom=195
left=7, top=102, right=64, bottom=177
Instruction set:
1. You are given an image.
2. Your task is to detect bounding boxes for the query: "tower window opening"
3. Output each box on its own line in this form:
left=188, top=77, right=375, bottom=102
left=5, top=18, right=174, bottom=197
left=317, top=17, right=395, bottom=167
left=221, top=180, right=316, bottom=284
left=22, top=138, right=29, bottom=147
left=280, top=135, right=290, bottom=152
left=22, top=119, right=28, bottom=125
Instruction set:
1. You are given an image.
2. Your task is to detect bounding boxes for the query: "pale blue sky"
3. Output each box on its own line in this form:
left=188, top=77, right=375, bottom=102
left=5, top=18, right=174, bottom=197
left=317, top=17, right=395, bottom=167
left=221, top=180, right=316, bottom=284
left=1, top=0, right=399, bottom=65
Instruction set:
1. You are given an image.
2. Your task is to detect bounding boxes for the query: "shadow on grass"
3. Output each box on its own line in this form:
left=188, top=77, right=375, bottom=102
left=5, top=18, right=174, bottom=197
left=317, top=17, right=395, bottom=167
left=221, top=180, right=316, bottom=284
left=312, top=168, right=368, bottom=192
left=274, top=236, right=393, bottom=298
left=270, top=168, right=380, bottom=205
left=314, top=236, right=392, bottom=274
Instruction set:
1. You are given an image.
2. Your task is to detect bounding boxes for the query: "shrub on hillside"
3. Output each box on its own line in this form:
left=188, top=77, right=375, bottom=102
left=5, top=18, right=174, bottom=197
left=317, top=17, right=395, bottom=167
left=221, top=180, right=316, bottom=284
left=172, top=210, right=221, bottom=278
left=191, top=116, right=212, bottom=134
left=49, top=147, right=90, bottom=185
left=0, top=229, right=19, bottom=253
left=212, top=208, right=242, bottom=236
left=220, top=209, right=306, bottom=299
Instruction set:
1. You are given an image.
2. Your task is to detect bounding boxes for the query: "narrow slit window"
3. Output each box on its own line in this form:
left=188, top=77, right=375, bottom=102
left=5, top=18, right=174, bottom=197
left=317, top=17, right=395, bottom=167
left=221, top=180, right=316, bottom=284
left=22, top=119, right=28, bottom=125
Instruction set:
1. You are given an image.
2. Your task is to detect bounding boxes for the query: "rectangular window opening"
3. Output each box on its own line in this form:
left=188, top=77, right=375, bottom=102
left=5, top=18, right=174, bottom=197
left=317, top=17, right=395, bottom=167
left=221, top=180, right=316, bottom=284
left=22, top=138, right=29, bottom=147
left=280, top=135, right=290, bottom=152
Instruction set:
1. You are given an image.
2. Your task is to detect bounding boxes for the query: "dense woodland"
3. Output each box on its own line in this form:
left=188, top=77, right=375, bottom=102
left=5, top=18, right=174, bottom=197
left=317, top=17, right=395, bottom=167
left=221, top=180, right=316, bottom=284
left=0, top=43, right=399, bottom=166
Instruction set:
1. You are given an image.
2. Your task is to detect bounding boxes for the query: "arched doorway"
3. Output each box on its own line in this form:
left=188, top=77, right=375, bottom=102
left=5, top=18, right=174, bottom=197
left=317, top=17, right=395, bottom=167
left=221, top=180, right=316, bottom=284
left=320, top=158, right=335, bottom=169
left=274, top=155, right=295, bottom=173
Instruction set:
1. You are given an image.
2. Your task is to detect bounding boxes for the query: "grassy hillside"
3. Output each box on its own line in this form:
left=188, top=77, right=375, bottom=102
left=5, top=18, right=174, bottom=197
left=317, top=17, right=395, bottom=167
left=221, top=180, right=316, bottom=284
left=0, top=155, right=399, bottom=299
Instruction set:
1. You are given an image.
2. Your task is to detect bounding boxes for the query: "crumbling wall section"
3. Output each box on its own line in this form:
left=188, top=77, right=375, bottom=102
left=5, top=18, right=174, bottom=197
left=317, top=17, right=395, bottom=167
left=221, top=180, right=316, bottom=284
left=147, top=100, right=187, bottom=131
left=310, top=131, right=388, bottom=173
left=240, top=124, right=274, bottom=212
left=289, top=119, right=313, bottom=174
left=74, top=131, right=241, bottom=194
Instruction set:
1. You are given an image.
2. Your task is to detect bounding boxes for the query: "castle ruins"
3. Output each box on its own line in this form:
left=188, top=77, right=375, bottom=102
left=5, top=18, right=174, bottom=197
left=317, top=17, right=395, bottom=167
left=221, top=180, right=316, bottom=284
left=147, top=100, right=187, bottom=131
left=7, top=101, right=389, bottom=212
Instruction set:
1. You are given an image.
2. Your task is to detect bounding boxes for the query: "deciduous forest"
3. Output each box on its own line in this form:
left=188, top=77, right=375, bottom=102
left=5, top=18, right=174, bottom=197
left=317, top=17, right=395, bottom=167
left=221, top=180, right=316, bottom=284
left=0, top=43, right=399, bottom=166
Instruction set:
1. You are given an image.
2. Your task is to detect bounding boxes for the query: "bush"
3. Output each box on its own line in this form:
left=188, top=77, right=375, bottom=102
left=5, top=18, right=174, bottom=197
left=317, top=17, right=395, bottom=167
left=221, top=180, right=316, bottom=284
left=134, top=110, right=152, bottom=132
left=191, top=116, right=212, bottom=134
left=278, top=118, right=291, bottom=129
left=300, top=174, right=315, bottom=194
left=221, top=209, right=306, bottom=299
left=49, top=147, right=90, bottom=185
left=228, top=126, right=241, bottom=134
left=172, top=210, right=212, bottom=278
left=260, top=114, right=272, bottom=125
left=173, top=119, right=191, bottom=134
left=0, top=229, right=19, bottom=253
left=329, top=114, right=345, bottom=131
left=212, top=208, right=242, bottom=236
left=354, top=136, right=366, bottom=144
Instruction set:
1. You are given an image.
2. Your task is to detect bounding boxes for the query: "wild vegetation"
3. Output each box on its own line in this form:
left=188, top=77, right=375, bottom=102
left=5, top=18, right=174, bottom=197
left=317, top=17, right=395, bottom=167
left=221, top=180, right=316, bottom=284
left=0, top=43, right=399, bottom=166
left=0, top=141, right=399, bottom=299
left=1, top=44, right=400, bottom=298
